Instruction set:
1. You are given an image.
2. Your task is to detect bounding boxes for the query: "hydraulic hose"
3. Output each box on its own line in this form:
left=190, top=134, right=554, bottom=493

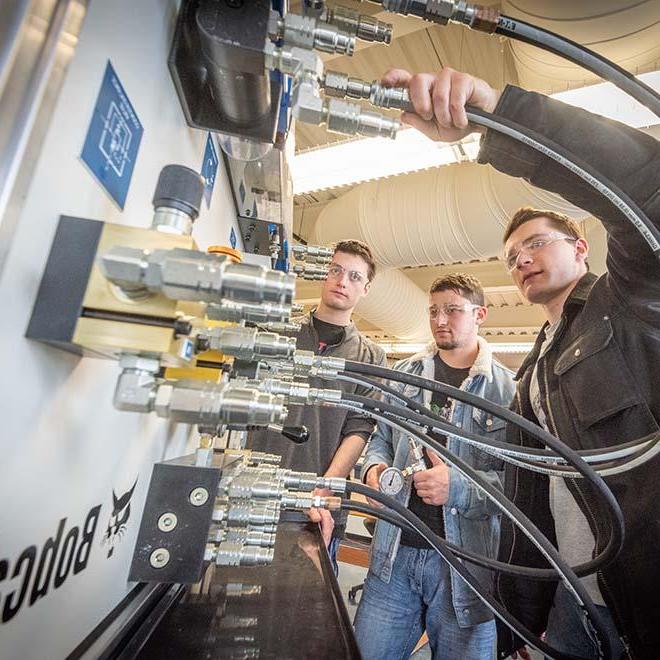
left=494, top=15, right=660, bottom=119
left=338, top=395, right=622, bottom=582
left=465, top=106, right=660, bottom=258
left=344, top=479, right=611, bottom=660
left=337, top=372, right=656, bottom=466
left=340, top=384, right=625, bottom=570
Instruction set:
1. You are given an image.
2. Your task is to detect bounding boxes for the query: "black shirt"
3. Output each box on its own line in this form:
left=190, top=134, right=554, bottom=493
left=312, top=315, right=346, bottom=352
left=399, top=354, right=470, bottom=548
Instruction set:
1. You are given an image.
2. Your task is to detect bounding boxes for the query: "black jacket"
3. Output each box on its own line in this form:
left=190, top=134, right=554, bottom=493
left=478, top=86, right=660, bottom=659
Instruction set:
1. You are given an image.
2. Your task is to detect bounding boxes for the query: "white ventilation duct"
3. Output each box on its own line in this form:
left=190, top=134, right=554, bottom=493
left=502, top=0, right=660, bottom=92
left=311, top=162, right=589, bottom=339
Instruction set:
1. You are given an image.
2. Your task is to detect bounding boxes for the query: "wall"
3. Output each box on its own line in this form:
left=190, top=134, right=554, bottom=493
left=0, top=1, right=241, bottom=657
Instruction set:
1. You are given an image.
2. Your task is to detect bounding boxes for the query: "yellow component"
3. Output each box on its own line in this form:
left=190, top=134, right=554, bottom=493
left=208, top=245, right=242, bottom=263
left=164, top=366, right=223, bottom=382
left=82, top=223, right=204, bottom=320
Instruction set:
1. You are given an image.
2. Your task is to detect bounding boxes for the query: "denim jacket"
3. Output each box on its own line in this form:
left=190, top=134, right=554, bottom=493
left=362, top=337, right=515, bottom=627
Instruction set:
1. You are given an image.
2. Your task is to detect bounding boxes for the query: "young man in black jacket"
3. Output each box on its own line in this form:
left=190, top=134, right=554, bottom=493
left=384, top=67, right=660, bottom=659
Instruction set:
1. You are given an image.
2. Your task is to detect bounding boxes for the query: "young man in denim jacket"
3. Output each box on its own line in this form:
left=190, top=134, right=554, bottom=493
left=353, top=274, right=515, bottom=660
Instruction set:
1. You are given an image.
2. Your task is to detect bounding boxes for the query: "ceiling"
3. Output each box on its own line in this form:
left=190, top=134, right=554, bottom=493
left=289, top=0, right=660, bottom=367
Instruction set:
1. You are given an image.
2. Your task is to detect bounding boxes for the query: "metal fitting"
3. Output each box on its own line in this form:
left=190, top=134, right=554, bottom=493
left=100, top=247, right=295, bottom=307
left=204, top=326, right=297, bottom=361
left=291, top=303, right=305, bottom=315
left=258, top=321, right=302, bottom=333
left=153, top=381, right=288, bottom=428
left=263, top=43, right=323, bottom=80
left=323, top=71, right=415, bottom=112
left=272, top=12, right=355, bottom=55
left=211, top=526, right=276, bottom=548
left=221, top=473, right=285, bottom=500
left=323, top=6, right=393, bottom=43
left=206, top=300, right=293, bottom=325
left=281, top=493, right=343, bottom=511
left=209, top=541, right=274, bottom=567
left=292, top=78, right=399, bottom=139
left=113, top=364, right=159, bottom=413
left=292, top=263, right=328, bottom=280
left=212, top=501, right=281, bottom=527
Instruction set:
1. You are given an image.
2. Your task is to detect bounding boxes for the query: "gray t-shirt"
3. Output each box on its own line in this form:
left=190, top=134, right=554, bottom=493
left=530, top=321, right=606, bottom=607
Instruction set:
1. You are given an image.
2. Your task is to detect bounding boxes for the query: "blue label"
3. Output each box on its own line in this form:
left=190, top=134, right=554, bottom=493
left=201, top=133, right=219, bottom=208
left=230, top=227, right=237, bottom=249
left=80, top=61, right=143, bottom=209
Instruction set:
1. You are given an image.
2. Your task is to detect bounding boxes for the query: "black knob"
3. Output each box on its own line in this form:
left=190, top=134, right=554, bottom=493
left=280, top=426, right=309, bottom=444
left=152, top=164, right=204, bottom=220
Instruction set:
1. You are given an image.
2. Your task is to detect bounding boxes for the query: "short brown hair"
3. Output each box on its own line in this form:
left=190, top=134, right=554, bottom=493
left=429, top=273, right=485, bottom=307
left=503, top=207, right=584, bottom=244
left=334, top=239, right=377, bottom=282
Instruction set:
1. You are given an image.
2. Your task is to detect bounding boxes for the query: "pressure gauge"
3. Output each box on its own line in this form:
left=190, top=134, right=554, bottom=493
left=379, top=467, right=405, bottom=496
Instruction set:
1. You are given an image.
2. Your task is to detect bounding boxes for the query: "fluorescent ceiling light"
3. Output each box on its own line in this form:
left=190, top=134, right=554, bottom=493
left=292, top=130, right=480, bottom=194
left=292, top=71, right=659, bottom=195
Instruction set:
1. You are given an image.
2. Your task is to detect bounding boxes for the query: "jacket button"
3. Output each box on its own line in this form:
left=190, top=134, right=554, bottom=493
left=463, top=608, right=469, bottom=614
left=486, top=418, right=493, bottom=427
left=574, top=348, right=581, bottom=357
left=455, top=422, right=461, bottom=428
left=450, top=507, right=457, bottom=515
left=603, top=315, right=609, bottom=321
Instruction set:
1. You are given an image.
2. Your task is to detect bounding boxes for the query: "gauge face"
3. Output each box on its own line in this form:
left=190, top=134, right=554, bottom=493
left=379, top=467, right=405, bottom=495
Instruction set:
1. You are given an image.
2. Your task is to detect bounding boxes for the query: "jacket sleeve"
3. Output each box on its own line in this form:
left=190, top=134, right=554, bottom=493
left=445, top=463, right=504, bottom=518
left=340, top=345, right=388, bottom=442
left=478, top=85, right=660, bottom=315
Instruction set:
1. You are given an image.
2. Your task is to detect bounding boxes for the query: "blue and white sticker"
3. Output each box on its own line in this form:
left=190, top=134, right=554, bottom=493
left=201, top=133, right=219, bottom=208
left=81, top=61, right=143, bottom=209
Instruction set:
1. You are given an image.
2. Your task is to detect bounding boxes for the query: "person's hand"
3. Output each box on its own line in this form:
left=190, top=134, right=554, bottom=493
left=364, top=463, right=388, bottom=507
left=511, top=646, right=532, bottom=660
left=381, top=67, right=502, bottom=143
left=307, top=488, right=335, bottom=546
left=412, top=451, right=450, bottom=505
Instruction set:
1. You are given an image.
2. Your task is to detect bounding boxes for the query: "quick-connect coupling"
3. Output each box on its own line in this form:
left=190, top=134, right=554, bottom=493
left=210, top=526, right=277, bottom=548
left=153, top=381, right=288, bottom=428
left=206, top=300, right=293, bottom=324
left=212, top=501, right=281, bottom=527
left=273, top=12, right=355, bottom=55
left=205, top=326, right=297, bottom=361
left=281, top=493, right=343, bottom=511
left=209, top=541, right=274, bottom=567
left=100, top=247, right=295, bottom=306
left=291, top=244, right=334, bottom=263
left=379, top=1, right=496, bottom=31
left=293, top=263, right=328, bottom=280
left=325, top=98, right=399, bottom=139
left=221, top=473, right=285, bottom=500
left=323, top=6, right=393, bottom=43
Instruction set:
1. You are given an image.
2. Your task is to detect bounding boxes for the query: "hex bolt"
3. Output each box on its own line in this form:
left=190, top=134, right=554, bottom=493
left=149, top=548, right=170, bottom=568
left=157, top=512, right=178, bottom=532
left=190, top=487, right=209, bottom=506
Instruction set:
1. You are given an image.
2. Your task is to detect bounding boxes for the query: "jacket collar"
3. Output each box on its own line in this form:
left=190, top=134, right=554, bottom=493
left=409, top=336, right=496, bottom=383
left=515, top=271, right=598, bottom=380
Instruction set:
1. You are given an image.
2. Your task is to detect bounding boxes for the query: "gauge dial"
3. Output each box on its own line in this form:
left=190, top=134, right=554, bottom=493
left=379, top=467, right=405, bottom=495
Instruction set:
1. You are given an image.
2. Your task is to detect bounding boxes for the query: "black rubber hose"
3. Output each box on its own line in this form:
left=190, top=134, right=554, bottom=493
left=342, top=387, right=624, bottom=574
left=344, top=480, right=610, bottom=660
left=342, top=372, right=654, bottom=463
left=495, top=15, right=660, bottom=119
left=341, top=395, right=620, bottom=580
left=464, top=106, right=660, bottom=259
left=341, top=498, right=581, bottom=581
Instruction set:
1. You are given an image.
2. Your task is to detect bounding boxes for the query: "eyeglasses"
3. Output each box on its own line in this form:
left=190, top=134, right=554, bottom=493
left=504, top=232, right=577, bottom=272
left=428, top=303, right=481, bottom=320
left=327, top=263, right=368, bottom=284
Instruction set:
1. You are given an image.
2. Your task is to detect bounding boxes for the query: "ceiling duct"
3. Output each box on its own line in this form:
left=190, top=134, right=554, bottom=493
left=502, top=0, right=660, bottom=92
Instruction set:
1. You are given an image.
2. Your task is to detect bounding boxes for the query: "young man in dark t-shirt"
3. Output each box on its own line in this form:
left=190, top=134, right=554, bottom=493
left=354, top=274, right=515, bottom=660
left=246, top=240, right=387, bottom=551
